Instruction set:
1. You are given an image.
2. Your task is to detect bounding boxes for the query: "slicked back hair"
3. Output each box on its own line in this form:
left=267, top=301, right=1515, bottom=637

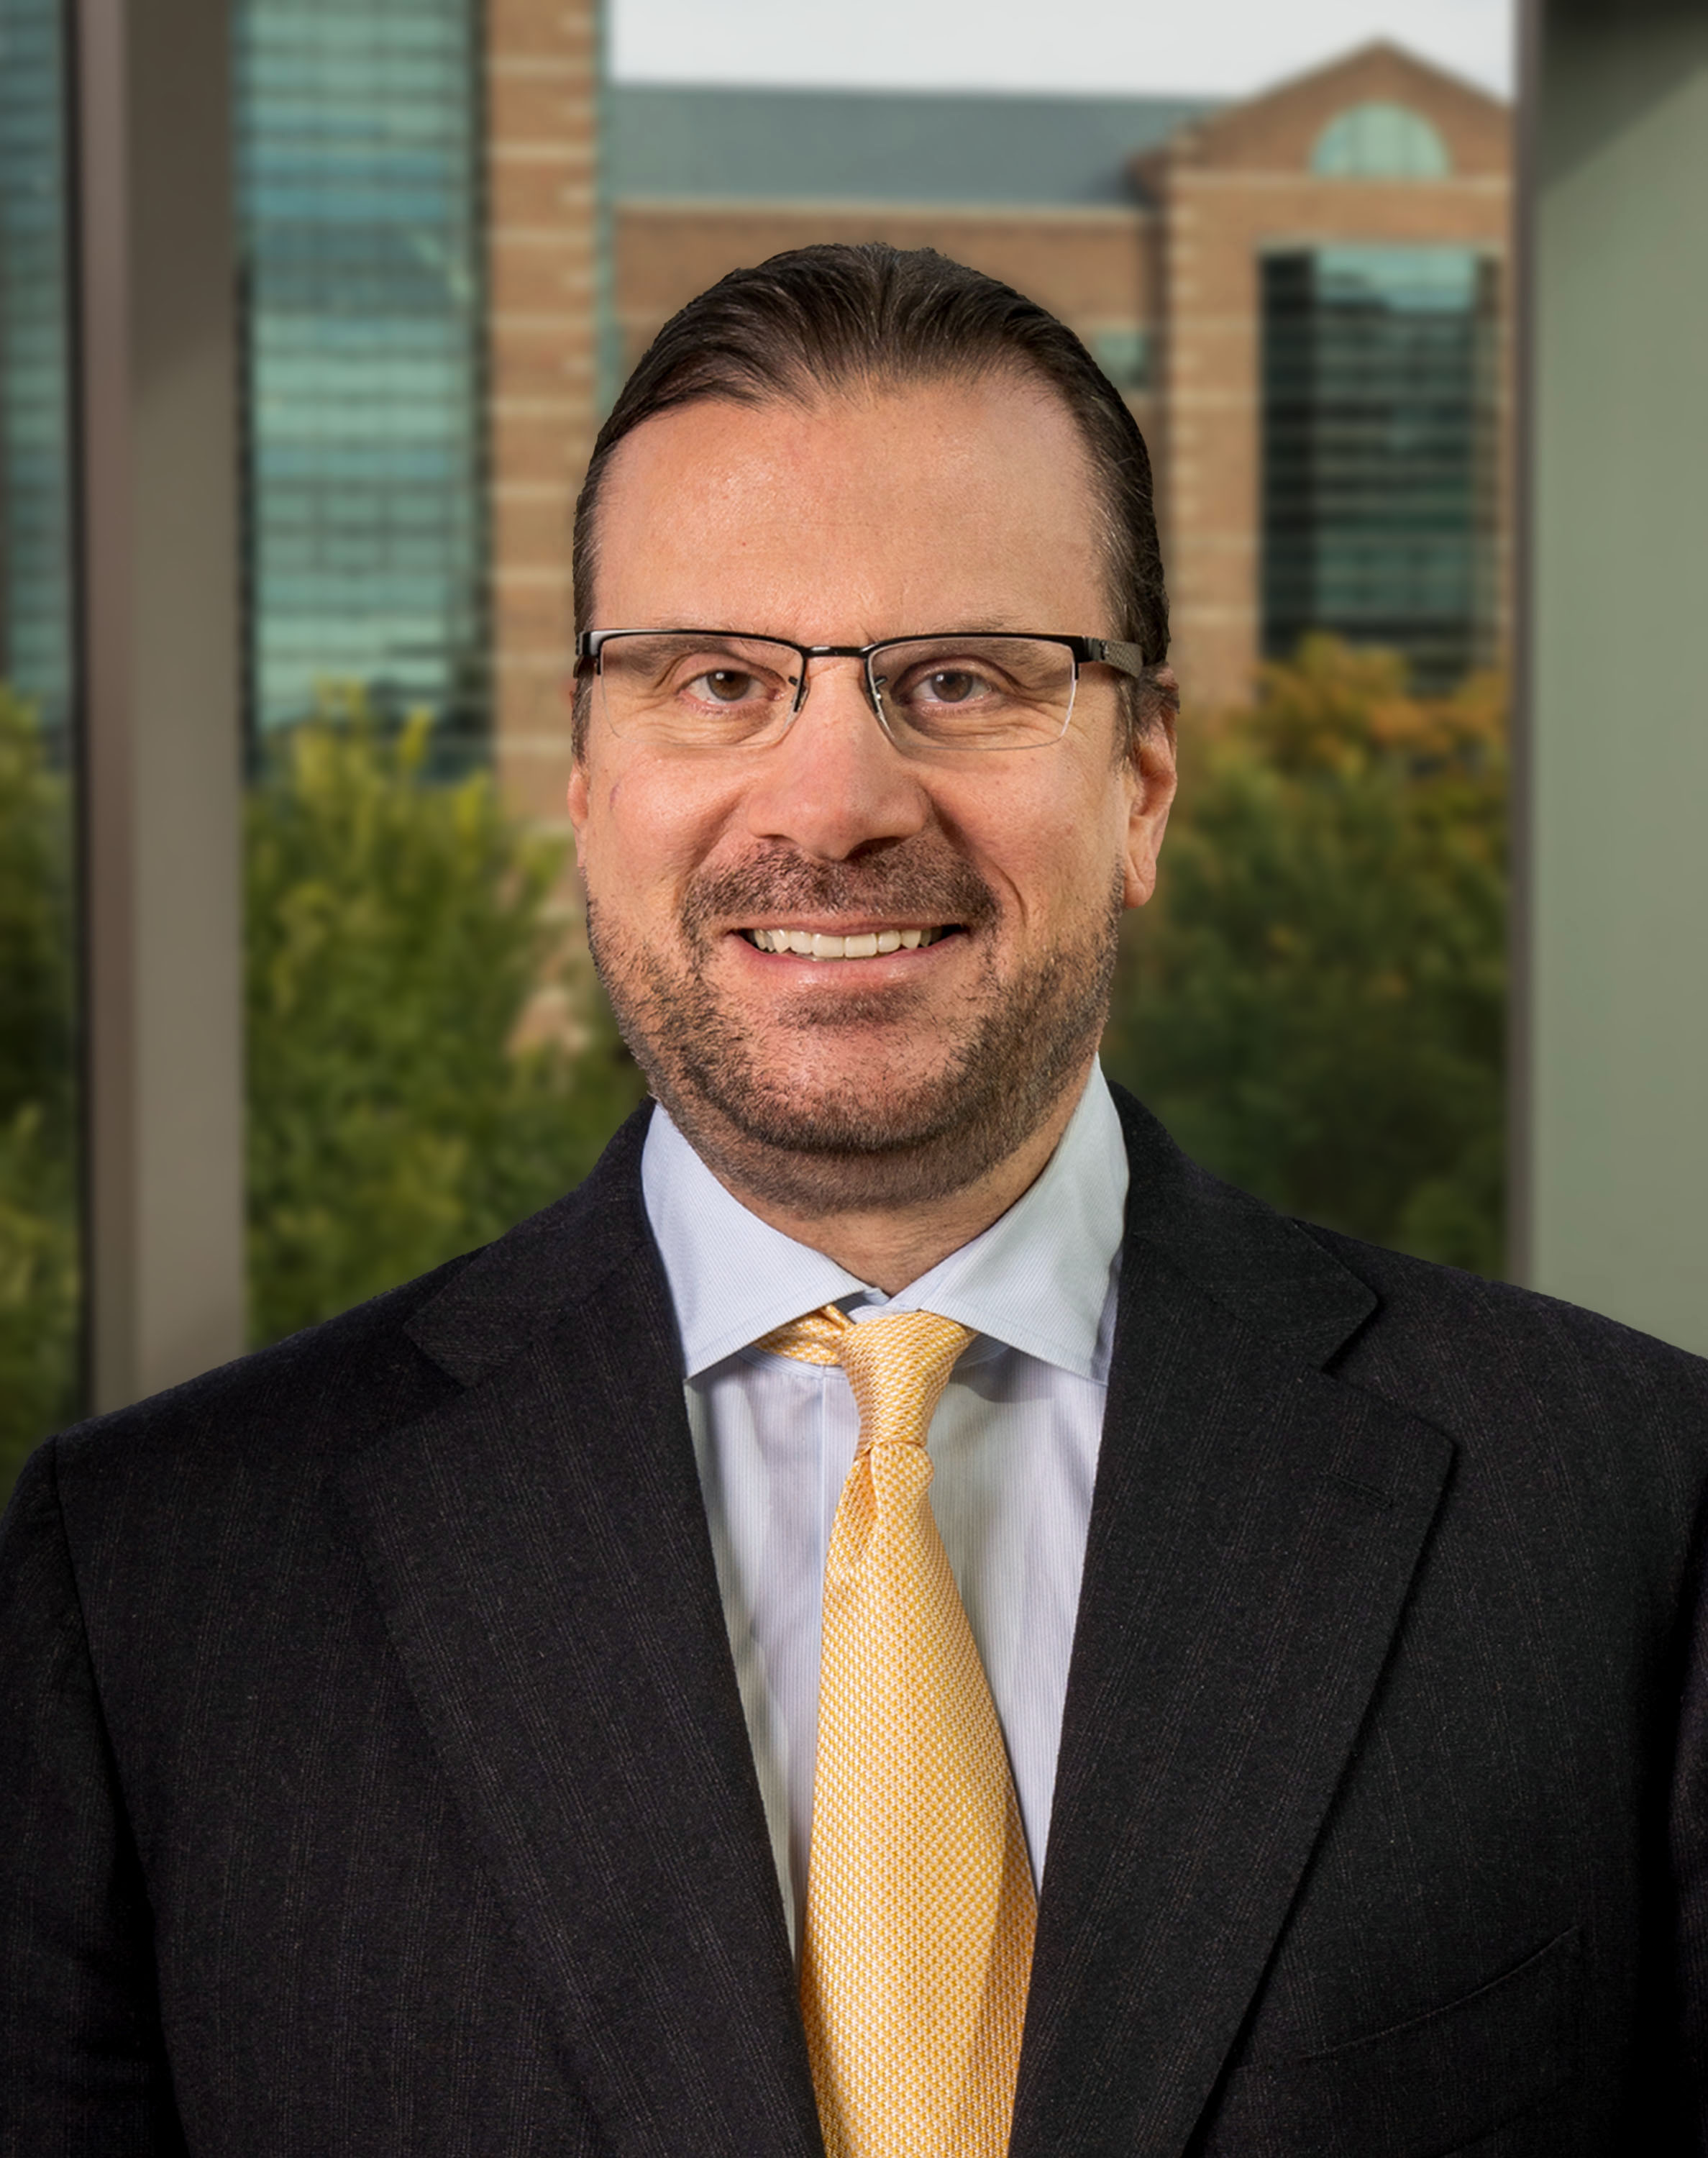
left=570, top=241, right=1174, bottom=757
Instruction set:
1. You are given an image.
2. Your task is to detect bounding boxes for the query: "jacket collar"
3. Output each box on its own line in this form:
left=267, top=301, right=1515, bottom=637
left=398, top=1098, right=662, bottom=1387
left=1110, top=1083, right=1379, bottom=1365
left=400, top=1085, right=1376, bottom=1390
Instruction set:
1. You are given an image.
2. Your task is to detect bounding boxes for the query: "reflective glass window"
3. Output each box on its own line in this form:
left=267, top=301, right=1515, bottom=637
left=1311, top=102, right=1453, bottom=179
left=235, top=0, right=488, bottom=756
left=1261, top=244, right=1501, bottom=690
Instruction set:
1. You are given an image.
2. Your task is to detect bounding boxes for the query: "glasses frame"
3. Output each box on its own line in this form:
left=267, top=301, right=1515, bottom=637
left=572, top=627, right=1154, bottom=752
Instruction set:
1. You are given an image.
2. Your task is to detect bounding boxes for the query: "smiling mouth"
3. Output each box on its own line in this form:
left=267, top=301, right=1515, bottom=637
left=740, top=925, right=959, bottom=960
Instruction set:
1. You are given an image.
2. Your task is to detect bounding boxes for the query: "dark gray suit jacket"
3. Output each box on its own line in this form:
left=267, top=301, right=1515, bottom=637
left=5, top=1089, right=1708, bottom=2156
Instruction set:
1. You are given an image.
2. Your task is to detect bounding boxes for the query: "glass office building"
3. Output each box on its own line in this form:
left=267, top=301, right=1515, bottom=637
left=0, top=0, right=76, bottom=742
left=1261, top=245, right=1500, bottom=691
left=234, top=0, right=488, bottom=747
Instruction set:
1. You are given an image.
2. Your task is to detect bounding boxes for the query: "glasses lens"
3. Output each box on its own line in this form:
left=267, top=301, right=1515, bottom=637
left=594, top=633, right=803, bottom=747
left=870, top=637, right=1075, bottom=750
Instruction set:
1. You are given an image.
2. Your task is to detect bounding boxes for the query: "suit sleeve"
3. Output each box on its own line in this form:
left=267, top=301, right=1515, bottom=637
left=0, top=1441, right=186, bottom=2155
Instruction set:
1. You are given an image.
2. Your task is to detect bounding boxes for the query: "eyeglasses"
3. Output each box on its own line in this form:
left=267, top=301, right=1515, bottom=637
left=573, top=629, right=1152, bottom=754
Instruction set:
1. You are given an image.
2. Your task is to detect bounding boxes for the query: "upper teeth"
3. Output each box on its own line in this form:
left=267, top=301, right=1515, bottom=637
left=746, top=927, right=944, bottom=958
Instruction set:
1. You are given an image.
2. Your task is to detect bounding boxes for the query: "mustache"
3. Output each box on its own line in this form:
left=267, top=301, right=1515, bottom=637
left=682, top=844, right=999, bottom=937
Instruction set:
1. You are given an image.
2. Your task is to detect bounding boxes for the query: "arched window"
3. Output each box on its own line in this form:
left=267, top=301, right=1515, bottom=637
left=1310, top=102, right=1452, bottom=179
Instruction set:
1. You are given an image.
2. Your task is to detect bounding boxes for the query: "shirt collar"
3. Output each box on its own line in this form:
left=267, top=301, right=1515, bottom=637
left=641, top=1064, right=1128, bottom=1384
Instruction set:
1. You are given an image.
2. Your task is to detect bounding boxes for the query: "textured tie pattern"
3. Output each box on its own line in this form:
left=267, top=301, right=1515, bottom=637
left=756, top=1304, right=1036, bottom=2158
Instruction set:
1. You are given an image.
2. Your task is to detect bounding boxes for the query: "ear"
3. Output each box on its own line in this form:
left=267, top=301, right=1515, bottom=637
left=565, top=671, right=592, bottom=860
left=1122, top=677, right=1178, bottom=911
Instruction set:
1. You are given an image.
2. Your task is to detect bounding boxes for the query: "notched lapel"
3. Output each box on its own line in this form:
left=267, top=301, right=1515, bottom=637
left=343, top=1212, right=822, bottom=2158
left=1015, top=1099, right=1453, bottom=2158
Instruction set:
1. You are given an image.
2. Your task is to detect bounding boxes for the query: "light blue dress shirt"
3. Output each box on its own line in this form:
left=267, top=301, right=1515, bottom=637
left=641, top=1065, right=1128, bottom=1949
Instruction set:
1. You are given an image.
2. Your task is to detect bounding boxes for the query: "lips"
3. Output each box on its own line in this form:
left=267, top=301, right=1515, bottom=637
left=741, top=926, right=954, bottom=960
left=684, top=845, right=997, bottom=967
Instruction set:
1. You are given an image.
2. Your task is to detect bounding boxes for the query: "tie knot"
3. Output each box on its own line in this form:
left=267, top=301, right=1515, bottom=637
left=757, top=1305, right=974, bottom=1450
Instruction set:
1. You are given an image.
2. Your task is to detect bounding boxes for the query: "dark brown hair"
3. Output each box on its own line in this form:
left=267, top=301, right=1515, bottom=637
left=570, top=241, right=1173, bottom=750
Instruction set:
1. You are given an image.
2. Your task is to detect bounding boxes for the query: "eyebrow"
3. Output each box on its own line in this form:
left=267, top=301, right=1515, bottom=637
left=754, top=616, right=1047, bottom=642
left=613, top=619, right=1051, bottom=644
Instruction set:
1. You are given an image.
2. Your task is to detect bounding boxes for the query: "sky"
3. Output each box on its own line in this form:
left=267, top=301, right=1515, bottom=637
left=611, top=0, right=1515, bottom=101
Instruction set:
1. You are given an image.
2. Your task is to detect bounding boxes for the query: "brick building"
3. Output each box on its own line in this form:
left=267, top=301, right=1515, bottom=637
left=484, top=0, right=603, bottom=823
left=610, top=42, right=1510, bottom=716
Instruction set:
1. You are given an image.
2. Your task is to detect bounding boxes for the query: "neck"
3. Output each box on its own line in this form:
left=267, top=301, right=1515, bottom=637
left=694, top=1060, right=1094, bottom=1295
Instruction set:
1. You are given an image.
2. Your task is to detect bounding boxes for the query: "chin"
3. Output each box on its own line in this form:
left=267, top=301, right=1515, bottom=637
left=695, top=1062, right=974, bottom=1159
left=659, top=1088, right=1015, bottom=1215
left=647, top=1029, right=1086, bottom=1218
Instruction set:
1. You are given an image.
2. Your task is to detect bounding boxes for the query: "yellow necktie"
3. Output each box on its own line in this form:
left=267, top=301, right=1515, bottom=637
left=755, top=1304, right=1037, bottom=2158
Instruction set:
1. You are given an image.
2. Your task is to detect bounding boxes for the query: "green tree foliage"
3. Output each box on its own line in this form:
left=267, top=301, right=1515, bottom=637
left=0, top=689, right=79, bottom=1491
left=246, top=699, right=644, bottom=1344
left=1104, top=637, right=1507, bottom=1275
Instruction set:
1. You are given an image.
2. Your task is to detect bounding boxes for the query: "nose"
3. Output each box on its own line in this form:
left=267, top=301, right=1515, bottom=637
left=741, top=655, right=931, bottom=862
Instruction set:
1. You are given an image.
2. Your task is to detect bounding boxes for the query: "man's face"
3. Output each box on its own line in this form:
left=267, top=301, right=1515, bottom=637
left=567, top=373, right=1176, bottom=1214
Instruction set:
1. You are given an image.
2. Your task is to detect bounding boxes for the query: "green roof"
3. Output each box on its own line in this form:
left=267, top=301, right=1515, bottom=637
left=608, top=84, right=1221, bottom=208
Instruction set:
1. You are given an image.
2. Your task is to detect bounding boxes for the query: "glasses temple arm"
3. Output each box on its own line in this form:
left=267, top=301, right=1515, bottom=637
left=1080, top=637, right=1153, bottom=682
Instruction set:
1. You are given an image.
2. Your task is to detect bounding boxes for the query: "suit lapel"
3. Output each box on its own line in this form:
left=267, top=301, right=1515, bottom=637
left=1010, top=1095, right=1454, bottom=2158
left=342, top=1111, right=821, bottom=2158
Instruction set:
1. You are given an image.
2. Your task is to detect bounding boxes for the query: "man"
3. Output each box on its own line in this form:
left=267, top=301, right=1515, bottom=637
left=4, top=242, right=1708, bottom=2157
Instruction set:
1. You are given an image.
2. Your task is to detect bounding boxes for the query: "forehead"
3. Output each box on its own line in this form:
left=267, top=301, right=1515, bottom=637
left=588, top=373, right=1110, bottom=640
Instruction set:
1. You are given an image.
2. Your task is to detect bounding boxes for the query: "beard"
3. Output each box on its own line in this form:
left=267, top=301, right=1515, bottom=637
left=585, top=839, right=1123, bottom=1216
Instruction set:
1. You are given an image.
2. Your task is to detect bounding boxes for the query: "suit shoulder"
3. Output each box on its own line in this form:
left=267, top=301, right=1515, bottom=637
left=1297, top=1220, right=1708, bottom=1454
left=29, top=1108, right=658, bottom=1543
left=42, top=1247, right=483, bottom=1495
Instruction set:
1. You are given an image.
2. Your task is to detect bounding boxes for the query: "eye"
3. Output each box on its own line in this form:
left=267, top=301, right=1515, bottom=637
left=691, top=668, right=760, bottom=704
left=897, top=663, right=1003, bottom=709
left=921, top=669, right=984, bottom=705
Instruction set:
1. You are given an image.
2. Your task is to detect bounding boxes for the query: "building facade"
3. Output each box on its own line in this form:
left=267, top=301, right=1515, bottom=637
left=235, top=0, right=491, bottom=753
left=0, top=0, right=76, bottom=745
left=611, top=44, right=1510, bottom=714
left=1146, top=46, right=1509, bottom=705
left=483, top=0, right=603, bottom=823
left=233, top=0, right=603, bottom=818
left=224, top=26, right=1507, bottom=810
